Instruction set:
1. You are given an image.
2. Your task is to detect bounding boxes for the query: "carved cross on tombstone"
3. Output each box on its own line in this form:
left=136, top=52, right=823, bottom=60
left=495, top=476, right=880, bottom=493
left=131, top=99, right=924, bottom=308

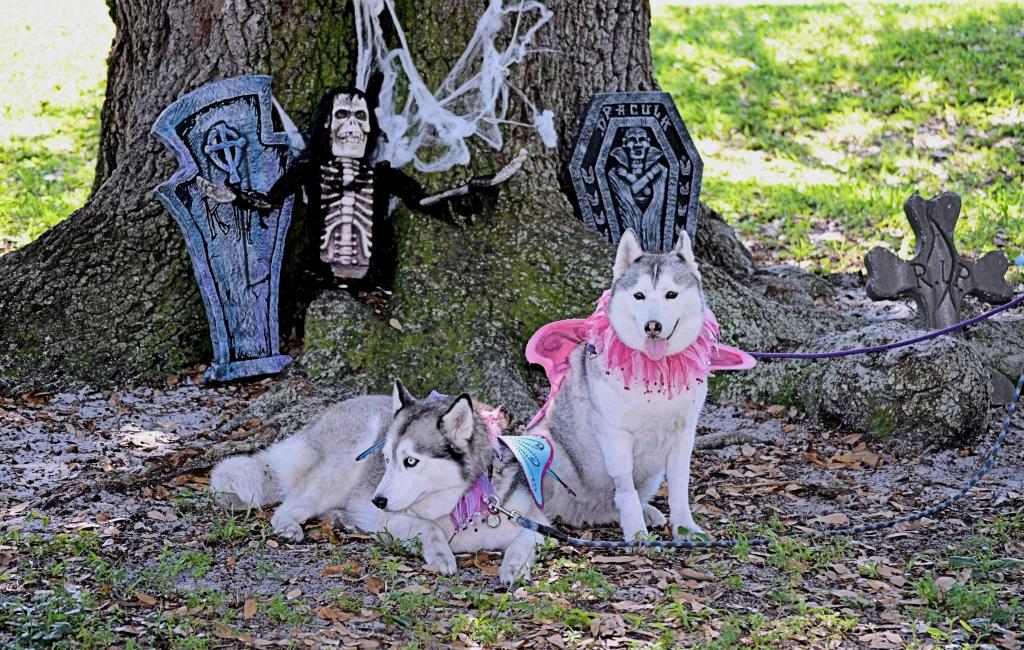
left=865, top=192, right=1012, bottom=330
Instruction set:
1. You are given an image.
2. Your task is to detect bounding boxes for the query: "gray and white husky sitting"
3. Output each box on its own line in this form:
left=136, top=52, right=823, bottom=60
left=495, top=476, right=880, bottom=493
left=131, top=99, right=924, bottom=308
left=210, top=382, right=545, bottom=584
left=535, top=229, right=711, bottom=541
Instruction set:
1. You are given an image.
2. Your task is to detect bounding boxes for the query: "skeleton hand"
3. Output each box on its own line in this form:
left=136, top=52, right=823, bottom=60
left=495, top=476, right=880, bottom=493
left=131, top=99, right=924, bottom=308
left=196, top=175, right=238, bottom=204
left=485, top=147, right=528, bottom=186
left=419, top=148, right=529, bottom=208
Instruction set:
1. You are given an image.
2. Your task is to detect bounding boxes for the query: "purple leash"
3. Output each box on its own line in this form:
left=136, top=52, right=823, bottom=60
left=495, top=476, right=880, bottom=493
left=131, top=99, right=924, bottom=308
left=750, top=293, right=1024, bottom=360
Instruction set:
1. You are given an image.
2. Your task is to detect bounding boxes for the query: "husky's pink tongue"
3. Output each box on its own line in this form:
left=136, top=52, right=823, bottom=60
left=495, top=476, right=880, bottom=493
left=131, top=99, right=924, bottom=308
left=643, top=338, right=668, bottom=360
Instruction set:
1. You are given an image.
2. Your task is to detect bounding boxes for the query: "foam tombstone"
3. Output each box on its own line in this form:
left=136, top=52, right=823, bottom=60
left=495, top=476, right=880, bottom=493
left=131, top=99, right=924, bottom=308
left=568, top=92, right=703, bottom=252
left=865, top=192, right=1012, bottom=330
left=152, top=75, right=294, bottom=382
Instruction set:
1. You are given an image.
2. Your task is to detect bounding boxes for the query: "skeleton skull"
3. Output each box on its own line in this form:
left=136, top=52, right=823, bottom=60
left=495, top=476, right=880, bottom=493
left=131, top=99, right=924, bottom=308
left=330, top=94, right=371, bottom=158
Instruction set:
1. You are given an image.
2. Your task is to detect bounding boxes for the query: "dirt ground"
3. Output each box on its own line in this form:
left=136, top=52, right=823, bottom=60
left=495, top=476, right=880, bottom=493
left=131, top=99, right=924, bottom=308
left=1, top=369, right=1022, bottom=649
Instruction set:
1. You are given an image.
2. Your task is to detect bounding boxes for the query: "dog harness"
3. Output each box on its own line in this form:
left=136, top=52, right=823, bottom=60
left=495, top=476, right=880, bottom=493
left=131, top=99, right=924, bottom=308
left=526, top=290, right=757, bottom=426
left=448, top=404, right=561, bottom=530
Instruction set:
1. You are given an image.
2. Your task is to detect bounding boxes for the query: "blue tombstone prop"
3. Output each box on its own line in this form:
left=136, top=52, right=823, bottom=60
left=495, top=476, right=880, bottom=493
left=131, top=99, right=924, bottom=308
left=152, top=76, right=294, bottom=382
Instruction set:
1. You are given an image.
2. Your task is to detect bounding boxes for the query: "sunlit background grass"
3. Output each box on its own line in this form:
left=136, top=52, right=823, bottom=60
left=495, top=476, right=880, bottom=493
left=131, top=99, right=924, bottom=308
left=0, top=0, right=112, bottom=254
left=654, top=0, right=1024, bottom=272
left=0, top=0, right=1021, bottom=273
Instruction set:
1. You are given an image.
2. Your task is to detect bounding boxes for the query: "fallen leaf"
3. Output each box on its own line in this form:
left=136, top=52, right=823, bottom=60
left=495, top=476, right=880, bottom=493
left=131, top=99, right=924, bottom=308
left=135, top=592, right=157, bottom=606
left=678, top=568, right=714, bottom=581
left=285, top=588, right=302, bottom=600
left=314, top=605, right=353, bottom=621
left=365, top=576, right=384, bottom=594
left=592, top=555, right=641, bottom=564
left=213, top=626, right=234, bottom=640
left=473, top=552, right=500, bottom=576
left=389, top=318, right=402, bottom=331
left=322, top=562, right=360, bottom=577
left=813, top=512, right=850, bottom=526
left=318, top=520, right=340, bottom=544
left=243, top=599, right=257, bottom=619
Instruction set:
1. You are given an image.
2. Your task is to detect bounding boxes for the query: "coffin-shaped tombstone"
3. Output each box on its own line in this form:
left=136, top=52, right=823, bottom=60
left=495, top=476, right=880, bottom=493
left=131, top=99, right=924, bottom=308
left=568, top=92, right=703, bottom=252
left=152, top=76, right=294, bottom=382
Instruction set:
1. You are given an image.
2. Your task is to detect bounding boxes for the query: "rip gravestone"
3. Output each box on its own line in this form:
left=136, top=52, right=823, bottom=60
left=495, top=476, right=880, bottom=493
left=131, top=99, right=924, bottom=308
left=865, top=191, right=1014, bottom=402
left=152, top=76, right=294, bottom=382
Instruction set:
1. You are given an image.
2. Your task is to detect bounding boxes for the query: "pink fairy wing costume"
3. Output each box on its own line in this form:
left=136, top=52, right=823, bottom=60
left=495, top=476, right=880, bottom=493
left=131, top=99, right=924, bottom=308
left=526, top=291, right=756, bottom=426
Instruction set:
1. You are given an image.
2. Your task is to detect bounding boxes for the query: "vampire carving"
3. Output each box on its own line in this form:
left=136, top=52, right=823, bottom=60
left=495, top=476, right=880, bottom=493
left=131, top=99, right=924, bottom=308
left=200, top=83, right=526, bottom=287
left=568, top=92, right=703, bottom=252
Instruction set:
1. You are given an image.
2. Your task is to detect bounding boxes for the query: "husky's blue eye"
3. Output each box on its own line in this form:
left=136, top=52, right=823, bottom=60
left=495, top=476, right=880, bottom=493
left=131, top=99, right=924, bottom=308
left=403, top=457, right=419, bottom=468
left=666, top=291, right=678, bottom=299
left=633, top=292, right=645, bottom=300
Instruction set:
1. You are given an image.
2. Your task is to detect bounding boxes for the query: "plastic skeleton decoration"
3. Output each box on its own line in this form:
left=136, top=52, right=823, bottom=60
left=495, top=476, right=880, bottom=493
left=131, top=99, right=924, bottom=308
left=201, top=85, right=526, bottom=285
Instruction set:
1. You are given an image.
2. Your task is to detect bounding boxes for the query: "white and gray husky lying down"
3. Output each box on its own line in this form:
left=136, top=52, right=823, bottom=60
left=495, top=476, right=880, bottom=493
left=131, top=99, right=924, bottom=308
left=210, top=383, right=546, bottom=584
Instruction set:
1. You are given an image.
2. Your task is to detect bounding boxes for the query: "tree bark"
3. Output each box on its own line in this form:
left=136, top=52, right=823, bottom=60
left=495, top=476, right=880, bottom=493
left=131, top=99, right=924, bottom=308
left=0, top=0, right=821, bottom=403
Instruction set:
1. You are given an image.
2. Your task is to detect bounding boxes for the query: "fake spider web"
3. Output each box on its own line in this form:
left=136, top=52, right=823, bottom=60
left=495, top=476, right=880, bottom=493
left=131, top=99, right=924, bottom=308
left=353, top=0, right=556, bottom=172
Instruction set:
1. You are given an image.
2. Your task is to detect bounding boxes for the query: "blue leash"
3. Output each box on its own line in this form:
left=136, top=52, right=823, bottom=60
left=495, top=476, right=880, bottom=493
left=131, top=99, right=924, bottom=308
left=491, top=371, right=1023, bottom=550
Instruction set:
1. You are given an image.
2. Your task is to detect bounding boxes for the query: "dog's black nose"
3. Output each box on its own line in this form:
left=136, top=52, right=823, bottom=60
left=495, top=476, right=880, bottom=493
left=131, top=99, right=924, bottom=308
left=644, top=320, right=663, bottom=338
left=371, top=495, right=388, bottom=510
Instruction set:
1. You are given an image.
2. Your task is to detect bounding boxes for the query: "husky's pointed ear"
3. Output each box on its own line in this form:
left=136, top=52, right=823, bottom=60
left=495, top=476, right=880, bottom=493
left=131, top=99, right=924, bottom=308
left=440, top=393, right=474, bottom=449
left=392, top=379, right=415, bottom=415
left=614, top=229, right=643, bottom=281
left=674, top=230, right=701, bottom=282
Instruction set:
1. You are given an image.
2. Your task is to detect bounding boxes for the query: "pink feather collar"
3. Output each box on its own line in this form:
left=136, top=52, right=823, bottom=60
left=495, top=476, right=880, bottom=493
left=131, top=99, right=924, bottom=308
left=525, top=290, right=756, bottom=426
left=585, top=290, right=719, bottom=398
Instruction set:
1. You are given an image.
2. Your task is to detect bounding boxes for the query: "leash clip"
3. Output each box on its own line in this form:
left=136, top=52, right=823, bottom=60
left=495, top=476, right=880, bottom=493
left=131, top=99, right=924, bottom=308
left=485, top=495, right=520, bottom=522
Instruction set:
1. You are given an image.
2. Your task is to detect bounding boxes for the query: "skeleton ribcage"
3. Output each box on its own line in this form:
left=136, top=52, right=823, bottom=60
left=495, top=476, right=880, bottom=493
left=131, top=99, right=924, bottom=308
left=319, top=160, right=374, bottom=280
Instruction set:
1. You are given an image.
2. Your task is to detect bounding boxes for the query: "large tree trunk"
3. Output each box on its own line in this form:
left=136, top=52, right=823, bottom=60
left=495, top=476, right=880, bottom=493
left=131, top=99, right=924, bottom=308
left=0, top=0, right=820, bottom=406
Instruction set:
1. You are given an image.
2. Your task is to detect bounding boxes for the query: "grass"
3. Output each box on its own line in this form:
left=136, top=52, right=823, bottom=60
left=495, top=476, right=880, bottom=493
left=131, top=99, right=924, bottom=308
left=653, top=0, right=1024, bottom=272
left=0, top=0, right=112, bottom=253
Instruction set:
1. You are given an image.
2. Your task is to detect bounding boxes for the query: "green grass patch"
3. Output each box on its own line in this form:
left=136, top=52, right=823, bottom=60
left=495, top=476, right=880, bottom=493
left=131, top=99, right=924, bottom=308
left=0, top=0, right=112, bottom=252
left=653, top=1, right=1024, bottom=272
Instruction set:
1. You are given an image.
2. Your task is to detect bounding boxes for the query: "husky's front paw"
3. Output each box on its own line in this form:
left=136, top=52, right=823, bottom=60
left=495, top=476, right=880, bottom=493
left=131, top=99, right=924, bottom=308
left=643, top=504, right=667, bottom=528
left=672, top=521, right=707, bottom=541
left=622, top=521, right=649, bottom=544
left=499, top=549, right=534, bottom=586
left=271, top=513, right=305, bottom=543
left=422, top=543, right=458, bottom=575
